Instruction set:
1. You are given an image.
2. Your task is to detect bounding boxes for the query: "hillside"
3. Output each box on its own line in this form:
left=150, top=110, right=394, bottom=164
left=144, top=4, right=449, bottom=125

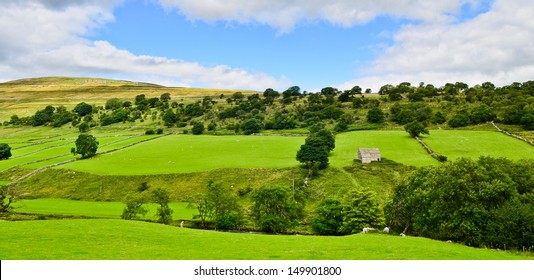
left=0, top=76, right=258, bottom=120
left=1, top=77, right=534, bottom=259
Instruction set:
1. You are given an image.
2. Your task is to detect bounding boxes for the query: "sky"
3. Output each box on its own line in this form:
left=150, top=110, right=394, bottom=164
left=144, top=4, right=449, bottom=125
left=1, top=0, right=533, bottom=92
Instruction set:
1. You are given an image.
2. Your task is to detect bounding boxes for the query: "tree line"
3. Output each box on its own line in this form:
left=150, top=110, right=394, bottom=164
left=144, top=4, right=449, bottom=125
left=3, top=80, right=534, bottom=135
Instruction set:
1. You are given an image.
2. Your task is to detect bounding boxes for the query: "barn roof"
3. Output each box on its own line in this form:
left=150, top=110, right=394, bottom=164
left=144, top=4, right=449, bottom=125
left=358, top=148, right=380, bottom=155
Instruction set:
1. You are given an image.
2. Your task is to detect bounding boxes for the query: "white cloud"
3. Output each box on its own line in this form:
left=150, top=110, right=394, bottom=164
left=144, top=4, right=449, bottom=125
left=158, top=0, right=483, bottom=32
left=338, top=0, right=534, bottom=91
left=0, top=0, right=288, bottom=90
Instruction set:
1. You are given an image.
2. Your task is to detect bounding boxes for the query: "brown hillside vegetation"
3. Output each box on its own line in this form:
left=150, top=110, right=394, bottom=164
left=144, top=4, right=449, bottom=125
left=0, top=76, right=258, bottom=119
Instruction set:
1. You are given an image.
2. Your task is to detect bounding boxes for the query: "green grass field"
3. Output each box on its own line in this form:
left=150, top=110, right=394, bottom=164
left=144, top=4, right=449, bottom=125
left=423, top=130, right=534, bottom=161
left=59, top=132, right=438, bottom=175
left=60, top=134, right=307, bottom=175
left=0, top=219, right=528, bottom=260
left=331, top=131, right=436, bottom=167
left=11, top=198, right=196, bottom=221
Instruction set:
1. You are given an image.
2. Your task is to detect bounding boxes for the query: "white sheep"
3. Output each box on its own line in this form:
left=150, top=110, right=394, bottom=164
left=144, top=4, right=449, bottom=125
left=362, top=227, right=375, bottom=233
left=400, top=233, right=406, bottom=237
left=383, top=227, right=390, bottom=233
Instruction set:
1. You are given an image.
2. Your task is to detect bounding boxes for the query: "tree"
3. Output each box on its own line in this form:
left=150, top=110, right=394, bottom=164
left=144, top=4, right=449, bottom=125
left=313, top=129, right=335, bottom=152
left=386, top=157, right=534, bottom=248
left=205, top=181, right=243, bottom=230
left=73, top=102, right=93, bottom=117
left=0, top=143, right=12, bottom=160
left=152, top=188, right=174, bottom=224
left=162, top=109, right=178, bottom=127
left=160, top=93, right=171, bottom=102
left=251, top=185, right=303, bottom=233
left=78, top=122, right=90, bottom=133
left=311, top=197, right=344, bottom=235
left=404, top=121, right=429, bottom=138
left=340, top=188, right=385, bottom=234
left=296, top=131, right=334, bottom=176
left=121, top=194, right=148, bottom=220
left=191, top=122, right=205, bottom=135
left=241, top=118, right=262, bottom=135
left=366, top=107, right=385, bottom=123
left=282, top=86, right=301, bottom=98
left=0, top=185, right=15, bottom=212
left=73, top=134, right=99, bottom=158
left=105, top=98, right=123, bottom=110
left=520, top=113, right=534, bottom=130
left=448, top=111, right=470, bottom=127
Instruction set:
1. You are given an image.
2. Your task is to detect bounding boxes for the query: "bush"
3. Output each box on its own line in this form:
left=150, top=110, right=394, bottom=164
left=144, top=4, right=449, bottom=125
left=145, top=129, right=155, bottom=135
left=192, top=123, right=205, bottom=135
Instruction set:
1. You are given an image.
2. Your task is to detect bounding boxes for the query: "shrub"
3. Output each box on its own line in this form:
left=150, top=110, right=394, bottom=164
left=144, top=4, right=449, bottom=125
left=192, top=123, right=205, bottom=135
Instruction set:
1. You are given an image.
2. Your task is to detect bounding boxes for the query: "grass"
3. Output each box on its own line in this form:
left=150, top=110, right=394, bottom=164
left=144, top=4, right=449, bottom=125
left=11, top=198, right=197, bottom=221
left=331, top=131, right=436, bottom=167
left=423, top=130, right=534, bottom=161
left=59, top=132, right=437, bottom=175
left=60, top=134, right=306, bottom=175
left=0, top=219, right=528, bottom=260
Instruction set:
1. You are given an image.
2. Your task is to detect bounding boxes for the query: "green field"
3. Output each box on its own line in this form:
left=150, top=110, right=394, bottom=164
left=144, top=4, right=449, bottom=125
left=422, top=130, right=534, bottom=161
left=59, top=132, right=438, bottom=175
left=11, top=198, right=196, bottom=221
left=0, top=219, right=527, bottom=260
left=3, top=130, right=530, bottom=177
left=331, top=131, right=436, bottom=167
left=60, top=134, right=307, bottom=175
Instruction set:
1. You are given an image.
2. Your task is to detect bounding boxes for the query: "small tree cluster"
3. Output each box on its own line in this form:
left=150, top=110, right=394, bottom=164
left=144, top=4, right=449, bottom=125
left=311, top=189, right=385, bottom=236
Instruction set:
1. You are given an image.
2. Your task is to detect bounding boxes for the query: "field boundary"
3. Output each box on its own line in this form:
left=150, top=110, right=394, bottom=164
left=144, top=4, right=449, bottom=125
left=491, top=121, right=534, bottom=146
left=414, top=136, right=442, bottom=162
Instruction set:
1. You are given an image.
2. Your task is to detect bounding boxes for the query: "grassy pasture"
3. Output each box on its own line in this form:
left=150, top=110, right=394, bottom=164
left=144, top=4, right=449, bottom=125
left=0, top=219, right=528, bottom=260
left=60, top=134, right=307, bottom=175
left=11, top=198, right=196, bottom=221
left=331, top=131, right=436, bottom=167
left=59, top=131, right=437, bottom=176
left=423, top=130, right=534, bottom=161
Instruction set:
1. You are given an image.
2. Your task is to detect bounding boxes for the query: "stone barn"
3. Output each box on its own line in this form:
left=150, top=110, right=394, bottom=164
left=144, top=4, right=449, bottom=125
left=357, top=148, right=381, bottom=164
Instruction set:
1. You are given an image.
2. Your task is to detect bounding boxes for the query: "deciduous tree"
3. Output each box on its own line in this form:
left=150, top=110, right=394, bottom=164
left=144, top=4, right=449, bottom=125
left=73, top=134, right=98, bottom=158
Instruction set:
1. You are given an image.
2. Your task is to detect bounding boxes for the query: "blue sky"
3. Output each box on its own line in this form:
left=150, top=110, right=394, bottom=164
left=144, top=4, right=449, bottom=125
left=1, top=0, right=533, bottom=91
left=93, top=1, right=401, bottom=90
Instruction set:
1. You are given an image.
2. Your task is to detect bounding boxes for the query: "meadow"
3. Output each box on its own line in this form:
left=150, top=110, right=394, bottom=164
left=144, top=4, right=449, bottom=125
left=11, top=198, right=196, bottom=221
left=0, top=219, right=528, bottom=260
left=422, top=130, right=534, bottom=161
